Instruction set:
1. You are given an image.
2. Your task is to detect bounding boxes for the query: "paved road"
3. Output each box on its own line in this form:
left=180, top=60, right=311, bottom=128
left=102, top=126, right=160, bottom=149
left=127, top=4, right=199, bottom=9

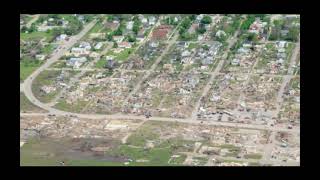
left=22, top=20, right=97, bottom=114
left=20, top=112, right=299, bottom=134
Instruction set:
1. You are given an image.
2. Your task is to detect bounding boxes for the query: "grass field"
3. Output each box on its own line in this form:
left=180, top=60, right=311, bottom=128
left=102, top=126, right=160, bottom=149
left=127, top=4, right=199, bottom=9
left=20, top=60, right=43, bottom=82
left=54, top=99, right=90, bottom=113
left=244, top=153, right=262, bottom=159
left=107, top=145, right=173, bottom=166
left=20, top=31, right=54, bottom=42
left=187, top=42, right=199, bottom=50
left=95, top=59, right=107, bottom=68
left=106, top=48, right=134, bottom=62
left=41, top=44, right=56, bottom=55
left=20, top=134, right=187, bottom=166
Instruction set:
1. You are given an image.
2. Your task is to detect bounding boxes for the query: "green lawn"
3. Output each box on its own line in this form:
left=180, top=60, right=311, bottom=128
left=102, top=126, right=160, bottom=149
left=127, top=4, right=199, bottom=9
left=83, top=22, right=104, bottom=39
left=20, top=31, right=54, bottom=42
left=116, top=48, right=134, bottom=61
left=107, top=48, right=135, bottom=62
left=222, top=159, right=245, bottom=163
left=20, top=139, right=61, bottom=166
left=95, top=59, right=107, bottom=68
left=41, top=44, right=56, bottom=55
left=187, top=42, right=199, bottom=50
left=20, top=137, right=183, bottom=166
left=54, top=99, right=90, bottom=113
left=244, top=153, right=262, bottom=159
left=20, top=60, right=43, bottom=82
left=107, top=145, right=173, bottom=166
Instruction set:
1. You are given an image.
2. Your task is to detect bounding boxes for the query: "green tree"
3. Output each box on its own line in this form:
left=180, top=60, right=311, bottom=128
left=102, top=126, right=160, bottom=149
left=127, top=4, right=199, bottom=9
left=37, top=15, right=47, bottom=23
left=247, top=33, right=258, bottom=42
left=113, top=26, right=123, bottom=36
left=52, top=28, right=64, bottom=38
left=201, top=15, right=212, bottom=24
left=83, top=15, right=94, bottom=22
left=181, top=18, right=192, bottom=29
left=128, top=35, right=136, bottom=42
left=240, top=15, right=255, bottom=31
left=113, top=41, right=118, bottom=48
left=106, top=33, right=113, bottom=41
left=203, top=45, right=209, bottom=50
left=196, top=26, right=206, bottom=34
left=107, top=15, right=114, bottom=22
left=132, top=20, right=140, bottom=35
left=189, top=15, right=196, bottom=21
left=29, top=23, right=37, bottom=33
left=21, top=26, right=28, bottom=32
left=286, top=27, right=299, bottom=42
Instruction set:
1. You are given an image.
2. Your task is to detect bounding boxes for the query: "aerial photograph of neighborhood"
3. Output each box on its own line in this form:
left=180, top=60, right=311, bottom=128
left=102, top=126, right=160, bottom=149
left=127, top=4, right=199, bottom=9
left=20, top=14, right=300, bottom=166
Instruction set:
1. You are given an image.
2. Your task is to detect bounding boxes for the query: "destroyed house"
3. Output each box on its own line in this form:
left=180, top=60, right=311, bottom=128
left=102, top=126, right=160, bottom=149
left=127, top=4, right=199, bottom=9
left=183, top=74, right=199, bottom=90
left=152, top=25, right=171, bottom=40
left=67, top=57, right=87, bottom=68
left=104, top=22, right=119, bottom=31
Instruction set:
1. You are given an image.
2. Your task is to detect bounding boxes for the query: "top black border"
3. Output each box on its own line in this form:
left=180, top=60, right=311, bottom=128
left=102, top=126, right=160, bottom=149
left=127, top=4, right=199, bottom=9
left=16, top=0, right=305, bottom=13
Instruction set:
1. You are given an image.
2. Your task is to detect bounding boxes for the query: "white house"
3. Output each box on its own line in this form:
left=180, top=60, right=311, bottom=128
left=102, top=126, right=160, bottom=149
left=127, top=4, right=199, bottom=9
left=126, top=21, right=134, bottom=30
left=141, top=18, right=148, bottom=24
left=79, top=42, right=91, bottom=50
left=181, top=50, right=191, bottom=57
left=113, top=36, right=125, bottom=43
left=149, top=41, right=159, bottom=48
left=278, top=41, right=287, bottom=48
left=56, top=34, right=67, bottom=41
left=231, top=59, right=240, bottom=66
left=35, top=54, right=46, bottom=61
left=148, top=16, right=156, bottom=25
left=94, top=42, right=103, bottom=50
left=71, top=47, right=89, bottom=57
left=106, top=55, right=115, bottom=61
